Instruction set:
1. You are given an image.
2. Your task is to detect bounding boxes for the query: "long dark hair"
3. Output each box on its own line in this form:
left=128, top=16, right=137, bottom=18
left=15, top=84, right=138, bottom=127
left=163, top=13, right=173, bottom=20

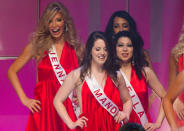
left=112, top=31, right=148, bottom=80
left=105, top=10, right=144, bottom=49
left=80, top=31, right=116, bottom=82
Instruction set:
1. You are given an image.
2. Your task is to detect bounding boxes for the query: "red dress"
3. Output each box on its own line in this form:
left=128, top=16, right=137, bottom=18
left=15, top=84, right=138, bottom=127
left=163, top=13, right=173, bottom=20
left=80, top=75, right=123, bottom=131
left=26, top=42, right=78, bottom=131
left=128, top=67, right=151, bottom=124
left=175, top=54, right=184, bottom=126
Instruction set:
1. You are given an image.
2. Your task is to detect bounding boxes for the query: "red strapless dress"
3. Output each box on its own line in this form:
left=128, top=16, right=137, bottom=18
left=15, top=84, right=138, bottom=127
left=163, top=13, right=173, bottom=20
left=128, top=67, right=151, bottom=124
left=79, top=75, right=123, bottom=131
left=26, top=42, right=78, bottom=131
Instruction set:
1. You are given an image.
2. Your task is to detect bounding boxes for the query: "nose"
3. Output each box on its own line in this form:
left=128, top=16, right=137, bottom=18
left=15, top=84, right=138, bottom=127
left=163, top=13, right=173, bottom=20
left=119, top=26, right=123, bottom=32
left=100, top=49, right=107, bottom=55
left=122, top=46, right=128, bottom=51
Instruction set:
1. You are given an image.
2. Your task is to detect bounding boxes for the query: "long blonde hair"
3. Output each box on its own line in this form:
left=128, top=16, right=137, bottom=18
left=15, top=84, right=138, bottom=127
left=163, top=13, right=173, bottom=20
left=31, top=2, right=83, bottom=62
left=172, top=24, right=184, bottom=62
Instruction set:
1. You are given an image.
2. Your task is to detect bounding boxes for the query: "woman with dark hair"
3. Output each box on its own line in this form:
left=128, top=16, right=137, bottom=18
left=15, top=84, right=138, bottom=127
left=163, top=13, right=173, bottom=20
left=119, top=123, right=145, bottom=131
left=112, top=31, right=166, bottom=131
left=163, top=24, right=184, bottom=130
left=105, top=11, right=148, bottom=61
left=54, top=31, right=132, bottom=131
left=7, top=2, right=83, bottom=131
left=105, top=10, right=156, bottom=110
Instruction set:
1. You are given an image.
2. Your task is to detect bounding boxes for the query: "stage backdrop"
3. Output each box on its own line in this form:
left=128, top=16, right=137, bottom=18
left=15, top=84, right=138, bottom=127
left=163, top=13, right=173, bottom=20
left=0, top=0, right=184, bottom=130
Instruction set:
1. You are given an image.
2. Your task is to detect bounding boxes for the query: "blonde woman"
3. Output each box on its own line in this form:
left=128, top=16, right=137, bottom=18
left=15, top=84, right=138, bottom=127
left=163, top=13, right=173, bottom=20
left=7, top=2, right=83, bottom=131
left=163, top=24, right=184, bottom=130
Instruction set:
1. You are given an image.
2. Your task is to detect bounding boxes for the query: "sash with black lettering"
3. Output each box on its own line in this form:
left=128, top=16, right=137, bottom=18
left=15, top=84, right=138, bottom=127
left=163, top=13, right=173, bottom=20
left=49, top=45, right=80, bottom=117
left=120, top=69, right=148, bottom=126
left=85, top=75, right=119, bottom=117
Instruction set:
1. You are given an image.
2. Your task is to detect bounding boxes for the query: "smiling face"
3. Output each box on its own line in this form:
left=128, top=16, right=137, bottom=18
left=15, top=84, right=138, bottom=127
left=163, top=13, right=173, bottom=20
left=49, top=13, right=65, bottom=39
left=113, top=16, right=130, bottom=34
left=91, top=39, right=108, bottom=66
left=116, top=36, right=133, bottom=63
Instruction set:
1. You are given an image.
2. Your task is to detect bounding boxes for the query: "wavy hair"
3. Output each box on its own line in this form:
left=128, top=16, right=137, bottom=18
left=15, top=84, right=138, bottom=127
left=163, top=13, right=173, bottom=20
left=172, top=24, right=184, bottom=62
left=112, top=31, right=148, bottom=80
left=31, top=2, right=83, bottom=62
left=80, top=31, right=117, bottom=82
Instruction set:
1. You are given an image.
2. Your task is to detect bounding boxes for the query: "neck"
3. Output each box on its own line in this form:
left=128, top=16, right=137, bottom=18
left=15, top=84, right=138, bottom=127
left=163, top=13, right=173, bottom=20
left=54, top=36, right=65, bottom=45
left=121, top=61, right=132, bottom=71
left=91, top=61, right=105, bottom=74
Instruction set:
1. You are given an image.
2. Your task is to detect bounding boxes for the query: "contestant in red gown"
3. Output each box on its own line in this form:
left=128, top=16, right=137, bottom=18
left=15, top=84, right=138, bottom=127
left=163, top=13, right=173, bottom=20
left=54, top=31, right=132, bottom=131
left=26, top=42, right=78, bottom=131
left=80, top=75, right=123, bottom=131
left=163, top=28, right=184, bottom=130
left=8, top=2, right=83, bottom=131
left=127, top=67, right=151, bottom=124
left=175, top=54, right=184, bottom=126
left=178, top=54, right=184, bottom=103
left=112, top=31, right=166, bottom=131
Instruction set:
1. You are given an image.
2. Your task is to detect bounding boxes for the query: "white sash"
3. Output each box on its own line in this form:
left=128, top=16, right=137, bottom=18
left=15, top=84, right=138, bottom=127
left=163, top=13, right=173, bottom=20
left=49, top=45, right=66, bottom=86
left=85, top=75, right=119, bottom=117
left=120, top=69, right=148, bottom=126
left=49, top=45, right=80, bottom=117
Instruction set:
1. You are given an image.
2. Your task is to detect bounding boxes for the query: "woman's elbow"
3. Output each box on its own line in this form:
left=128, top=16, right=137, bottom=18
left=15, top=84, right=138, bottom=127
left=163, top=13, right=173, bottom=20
left=7, top=67, right=14, bottom=79
left=162, top=95, right=174, bottom=106
left=53, top=96, right=60, bottom=109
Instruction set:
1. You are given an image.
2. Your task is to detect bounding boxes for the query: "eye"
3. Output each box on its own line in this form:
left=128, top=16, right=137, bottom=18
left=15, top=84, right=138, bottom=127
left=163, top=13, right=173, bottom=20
left=56, top=18, right=63, bottom=22
left=117, top=43, right=123, bottom=47
left=95, top=47, right=101, bottom=51
left=104, top=47, right=107, bottom=51
left=122, top=23, right=129, bottom=28
left=113, top=24, right=120, bottom=28
left=127, top=43, right=133, bottom=47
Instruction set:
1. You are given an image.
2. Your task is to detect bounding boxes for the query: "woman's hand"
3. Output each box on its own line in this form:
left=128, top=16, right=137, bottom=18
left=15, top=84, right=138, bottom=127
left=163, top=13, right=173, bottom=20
left=69, top=116, right=88, bottom=129
left=72, top=92, right=79, bottom=106
left=143, top=122, right=161, bottom=131
left=22, top=97, right=41, bottom=113
left=172, top=126, right=184, bottom=131
left=173, top=98, right=184, bottom=120
left=114, top=111, right=129, bottom=123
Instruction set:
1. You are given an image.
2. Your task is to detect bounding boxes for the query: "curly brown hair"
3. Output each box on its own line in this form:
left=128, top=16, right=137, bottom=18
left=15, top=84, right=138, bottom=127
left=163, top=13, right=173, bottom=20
left=31, top=1, right=83, bottom=62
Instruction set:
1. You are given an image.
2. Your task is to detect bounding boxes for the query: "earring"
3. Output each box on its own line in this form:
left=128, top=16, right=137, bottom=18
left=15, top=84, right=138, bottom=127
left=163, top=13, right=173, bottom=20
left=65, top=24, right=68, bottom=32
left=132, top=56, right=135, bottom=66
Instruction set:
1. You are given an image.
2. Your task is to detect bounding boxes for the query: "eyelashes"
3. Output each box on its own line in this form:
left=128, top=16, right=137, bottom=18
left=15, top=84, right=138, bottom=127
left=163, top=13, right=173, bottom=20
left=56, top=18, right=64, bottom=22
left=117, top=43, right=133, bottom=47
left=113, top=24, right=129, bottom=29
left=95, top=47, right=107, bottom=51
left=48, top=17, right=64, bottom=24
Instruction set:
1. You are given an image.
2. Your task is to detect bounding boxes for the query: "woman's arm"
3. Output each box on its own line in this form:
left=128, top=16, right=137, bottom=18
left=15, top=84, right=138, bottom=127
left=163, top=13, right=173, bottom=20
left=168, top=51, right=178, bottom=88
left=53, top=69, right=88, bottom=129
left=163, top=71, right=184, bottom=129
left=144, top=49, right=153, bottom=69
left=143, top=50, right=157, bottom=110
left=114, top=72, right=133, bottom=123
left=7, top=43, right=41, bottom=113
left=144, top=67, right=166, bottom=131
left=168, top=51, right=184, bottom=120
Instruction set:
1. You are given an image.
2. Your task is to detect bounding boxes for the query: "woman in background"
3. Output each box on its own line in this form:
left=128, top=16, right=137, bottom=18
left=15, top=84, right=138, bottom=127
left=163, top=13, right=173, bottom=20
left=112, top=31, right=166, bottom=131
left=105, top=10, right=156, bottom=110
